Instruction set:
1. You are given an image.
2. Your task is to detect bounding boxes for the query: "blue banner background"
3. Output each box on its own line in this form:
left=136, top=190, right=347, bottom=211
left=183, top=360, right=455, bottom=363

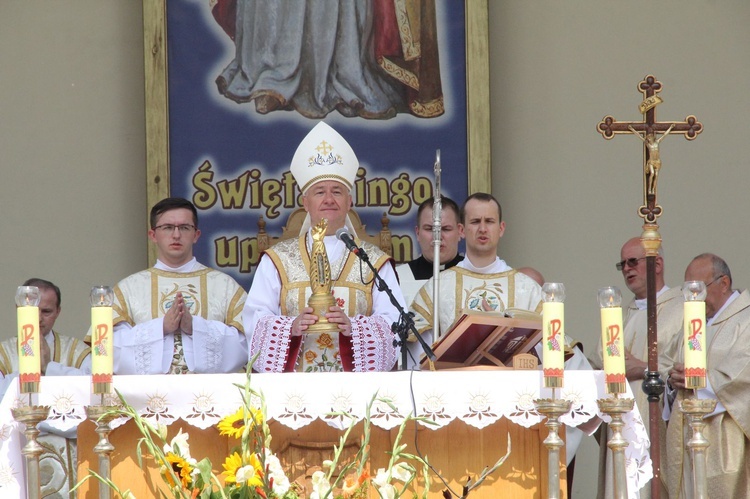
left=166, top=0, right=469, bottom=289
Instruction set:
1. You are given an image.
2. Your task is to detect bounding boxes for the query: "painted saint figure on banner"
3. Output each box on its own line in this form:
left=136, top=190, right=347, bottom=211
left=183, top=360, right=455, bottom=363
left=210, top=0, right=444, bottom=119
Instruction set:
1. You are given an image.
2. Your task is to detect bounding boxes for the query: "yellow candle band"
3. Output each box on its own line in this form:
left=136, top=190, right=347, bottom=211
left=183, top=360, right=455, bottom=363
left=683, top=301, right=706, bottom=389
left=91, top=306, right=114, bottom=393
left=17, top=306, right=41, bottom=393
left=542, top=301, right=565, bottom=388
left=600, top=306, right=626, bottom=394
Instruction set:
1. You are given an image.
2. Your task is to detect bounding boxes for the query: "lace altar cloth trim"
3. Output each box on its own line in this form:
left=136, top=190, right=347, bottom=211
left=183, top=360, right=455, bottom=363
left=0, top=370, right=651, bottom=498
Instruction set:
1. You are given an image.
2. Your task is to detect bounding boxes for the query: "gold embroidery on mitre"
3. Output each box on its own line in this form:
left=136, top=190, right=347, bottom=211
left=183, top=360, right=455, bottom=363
left=307, top=139, right=344, bottom=169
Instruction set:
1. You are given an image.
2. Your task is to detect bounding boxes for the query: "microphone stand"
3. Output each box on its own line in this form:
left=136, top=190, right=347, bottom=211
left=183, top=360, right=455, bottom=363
left=347, top=244, right=436, bottom=369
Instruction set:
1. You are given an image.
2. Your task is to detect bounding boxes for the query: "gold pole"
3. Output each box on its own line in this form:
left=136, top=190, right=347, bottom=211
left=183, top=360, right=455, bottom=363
left=681, top=397, right=717, bottom=499
left=534, top=397, right=572, bottom=499
left=85, top=405, right=119, bottom=499
left=11, top=405, right=50, bottom=499
left=597, top=396, right=635, bottom=499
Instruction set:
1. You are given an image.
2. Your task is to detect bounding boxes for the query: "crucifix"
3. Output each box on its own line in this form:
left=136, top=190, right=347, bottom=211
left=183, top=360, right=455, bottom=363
left=597, top=74, right=703, bottom=223
left=597, top=75, right=703, bottom=499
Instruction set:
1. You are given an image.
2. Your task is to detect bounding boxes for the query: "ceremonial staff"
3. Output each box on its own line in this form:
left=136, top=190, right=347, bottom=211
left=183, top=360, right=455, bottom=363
left=598, top=75, right=702, bottom=498
left=432, top=150, right=442, bottom=339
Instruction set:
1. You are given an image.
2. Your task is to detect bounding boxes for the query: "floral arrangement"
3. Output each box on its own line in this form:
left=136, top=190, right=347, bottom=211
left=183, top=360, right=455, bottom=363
left=76, top=373, right=510, bottom=499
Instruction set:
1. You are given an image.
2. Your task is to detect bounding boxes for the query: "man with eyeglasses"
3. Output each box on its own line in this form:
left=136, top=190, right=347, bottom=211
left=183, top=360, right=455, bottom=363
left=663, top=253, right=750, bottom=498
left=589, top=236, right=683, bottom=499
left=109, top=197, right=248, bottom=374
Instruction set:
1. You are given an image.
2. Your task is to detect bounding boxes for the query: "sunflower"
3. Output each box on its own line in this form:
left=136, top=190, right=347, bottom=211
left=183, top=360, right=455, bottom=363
left=217, top=406, right=264, bottom=439
left=162, top=452, right=194, bottom=489
left=222, top=451, right=264, bottom=488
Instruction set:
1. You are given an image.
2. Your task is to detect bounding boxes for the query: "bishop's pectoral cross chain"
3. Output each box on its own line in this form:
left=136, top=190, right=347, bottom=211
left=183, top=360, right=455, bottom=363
left=597, top=75, right=703, bottom=223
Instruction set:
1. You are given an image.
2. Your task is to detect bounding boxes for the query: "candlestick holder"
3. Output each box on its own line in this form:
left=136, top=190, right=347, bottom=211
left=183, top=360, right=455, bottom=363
left=11, top=405, right=51, bottom=499
left=85, top=404, right=121, bottom=499
left=680, top=396, right=717, bottom=499
left=597, top=396, right=634, bottom=499
left=534, top=397, right=572, bottom=499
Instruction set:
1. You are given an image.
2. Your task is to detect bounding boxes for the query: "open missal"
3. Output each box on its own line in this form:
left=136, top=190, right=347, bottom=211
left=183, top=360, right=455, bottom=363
left=420, top=308, right=542, bottom=370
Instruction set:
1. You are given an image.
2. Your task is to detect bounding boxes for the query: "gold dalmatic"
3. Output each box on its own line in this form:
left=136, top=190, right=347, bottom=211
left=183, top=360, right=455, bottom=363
left=306, top=219, right=338, bottom=334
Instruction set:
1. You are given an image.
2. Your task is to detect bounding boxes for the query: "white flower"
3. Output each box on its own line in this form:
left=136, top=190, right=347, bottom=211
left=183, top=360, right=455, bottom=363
left=163, top=429, right=191, bottom=458
left=372, top=468, right=389, bottom=488
left=377, top=483, right=396, bottom=499
left=322, top=459, right=334, bottom=469
left=265, top=450, right=291, bottom=495
left=310, top=470, right=332, bottom=499
left=391, top=462, right=412, bottom=482
left=235, top=465, right=258, bottom=484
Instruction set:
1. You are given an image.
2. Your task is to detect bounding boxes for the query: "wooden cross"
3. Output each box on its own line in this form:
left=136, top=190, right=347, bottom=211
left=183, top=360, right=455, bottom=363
left=597, top=75, right=703, bottom=223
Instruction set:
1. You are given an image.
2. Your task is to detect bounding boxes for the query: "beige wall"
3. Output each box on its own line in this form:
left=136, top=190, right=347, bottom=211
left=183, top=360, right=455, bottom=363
left=0, top=1, right=147, bottom=337
left=490, top=2, right=750, bottom=496
left=2, top=1, right=749, bottom=497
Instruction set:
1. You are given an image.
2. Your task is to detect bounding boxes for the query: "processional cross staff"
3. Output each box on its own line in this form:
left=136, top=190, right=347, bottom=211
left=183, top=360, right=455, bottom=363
left=597, top=74, right=702, bottom=499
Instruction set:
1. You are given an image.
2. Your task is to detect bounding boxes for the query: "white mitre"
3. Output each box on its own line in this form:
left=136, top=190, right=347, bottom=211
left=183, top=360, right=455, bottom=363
left=291, top=122, right=360, bottom=235
left=291, top=121, right=359, bottom=193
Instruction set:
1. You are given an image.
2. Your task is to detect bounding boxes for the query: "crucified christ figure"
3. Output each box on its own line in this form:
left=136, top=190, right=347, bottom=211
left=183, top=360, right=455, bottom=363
left=628, top=124, right=675, bottom=196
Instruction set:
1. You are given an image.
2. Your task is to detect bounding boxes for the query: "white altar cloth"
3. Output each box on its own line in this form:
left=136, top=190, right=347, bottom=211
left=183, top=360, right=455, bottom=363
left=0, top=370, right=651, bottom=498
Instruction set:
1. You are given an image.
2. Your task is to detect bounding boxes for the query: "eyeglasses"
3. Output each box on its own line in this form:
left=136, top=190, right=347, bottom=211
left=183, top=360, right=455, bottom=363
left=706, top=275, right=725, bottom=287
left=153, top=224, right=196, bottom=234
left=615, top=257, right=646, bottom=271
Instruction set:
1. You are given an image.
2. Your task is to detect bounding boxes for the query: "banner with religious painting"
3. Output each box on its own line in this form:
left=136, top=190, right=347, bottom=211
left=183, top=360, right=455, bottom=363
left=143, top=0, right=490, bottom=290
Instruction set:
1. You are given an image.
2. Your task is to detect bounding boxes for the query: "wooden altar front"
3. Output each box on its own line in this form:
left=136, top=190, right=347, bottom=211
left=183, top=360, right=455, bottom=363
left=76, top=414, right=561, bottom=498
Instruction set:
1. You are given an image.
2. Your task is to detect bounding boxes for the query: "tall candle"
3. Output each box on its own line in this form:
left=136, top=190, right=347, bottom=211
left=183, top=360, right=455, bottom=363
left=598, top=286, right=626, bottom=395
left=682, top=281, right=707, bottom=390
left=16, top=286, right=41, bottom=394
left=541, top=282, right=565, bottom=389
left=91, top=286, right=114, bottom=395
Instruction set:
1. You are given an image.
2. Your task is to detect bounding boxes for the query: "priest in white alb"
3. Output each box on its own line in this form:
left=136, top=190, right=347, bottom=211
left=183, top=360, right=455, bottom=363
left=243, top=122, right=402, bottom=373
left=408, top=193, right=543, bottom=366
left=664, top=253, right=750, bottom=498
left=110, top=197, right=248, bottom=375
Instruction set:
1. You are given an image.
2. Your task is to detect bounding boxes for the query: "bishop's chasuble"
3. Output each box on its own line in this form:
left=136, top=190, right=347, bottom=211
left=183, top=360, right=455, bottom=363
left=245, top=234, right=401, bottom=373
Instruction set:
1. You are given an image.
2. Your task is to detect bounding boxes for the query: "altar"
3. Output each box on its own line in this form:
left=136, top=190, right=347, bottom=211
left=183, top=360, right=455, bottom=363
left=0, top=370, right=651, bottom=498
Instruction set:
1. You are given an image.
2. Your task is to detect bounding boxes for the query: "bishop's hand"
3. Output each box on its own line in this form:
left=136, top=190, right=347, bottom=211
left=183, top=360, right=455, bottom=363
left=292, top=307, right=318, bottom=337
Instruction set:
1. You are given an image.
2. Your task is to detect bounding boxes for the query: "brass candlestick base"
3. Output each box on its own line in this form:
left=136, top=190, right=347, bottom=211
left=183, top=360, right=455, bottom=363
left=11, top=405, right=51, bottom=499
left=85, top=404, right=121, bottom=499
left=597, top=397, right=635, bottom=499
left=680, top=397, right=717, bottom=499
left=534, top=398, right=573, bottom=499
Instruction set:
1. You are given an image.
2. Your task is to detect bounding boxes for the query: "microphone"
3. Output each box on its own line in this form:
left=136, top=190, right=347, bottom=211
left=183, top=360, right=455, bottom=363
left=335, top=227, right=360, bottom=255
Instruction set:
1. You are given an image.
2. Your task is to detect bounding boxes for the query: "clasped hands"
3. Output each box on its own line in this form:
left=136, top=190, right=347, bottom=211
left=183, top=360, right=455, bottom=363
left=292, top=306, right=352, bottom=337
left=163, top=292, right=193, bottom=336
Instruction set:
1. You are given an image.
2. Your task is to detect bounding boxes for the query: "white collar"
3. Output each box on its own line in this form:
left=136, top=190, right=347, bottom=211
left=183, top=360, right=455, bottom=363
left=458, top=256, right=511, bottom=274
left=155, top=257, right=198, bottom=273
left=633, top=285, right=670, bottom=310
